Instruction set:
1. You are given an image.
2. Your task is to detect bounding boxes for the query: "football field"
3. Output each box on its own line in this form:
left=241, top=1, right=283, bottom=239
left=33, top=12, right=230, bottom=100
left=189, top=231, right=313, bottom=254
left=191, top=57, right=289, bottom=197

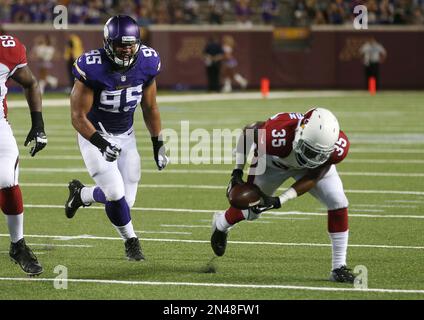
left=0, top=91, right=423, bottom=300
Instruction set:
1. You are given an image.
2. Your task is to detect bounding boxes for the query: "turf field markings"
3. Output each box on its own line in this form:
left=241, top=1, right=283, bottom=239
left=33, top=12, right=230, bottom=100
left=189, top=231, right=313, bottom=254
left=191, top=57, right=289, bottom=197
left=348, top=208, right=385, bottom=213
left=135, top=230, right=192, bottom=235
left=18, top=167, right=424, bottom=178
left=17, top=155, right=424, bottom=165
left=8, top=91, right=366, bottom=109
left=26, top=243, right=93, bottom=248
left=18, top=183, right=424, bottom=196
left=386, top=200, right=424, bottom=204
left=160, top=224, right=211, bottom=228
left=23, top=204, right=424, bottom=219
left=1, top=233, right=423, bottom=250
left=0, top=277, right=423, bottom=294
left=353, top=204, right=418, bottom=209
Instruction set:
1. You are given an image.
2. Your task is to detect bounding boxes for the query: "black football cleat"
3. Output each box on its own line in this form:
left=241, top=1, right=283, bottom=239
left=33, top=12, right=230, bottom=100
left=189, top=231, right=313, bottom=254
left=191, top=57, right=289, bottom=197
left=329, top=265, right=355, bottom=283
left=65, top=179, right=90, bottom=219
left=9, top=238, right=43, bottom=276
left=211, top=213, right=228, bottom=257
left=125, top=237, right=145, bottom=261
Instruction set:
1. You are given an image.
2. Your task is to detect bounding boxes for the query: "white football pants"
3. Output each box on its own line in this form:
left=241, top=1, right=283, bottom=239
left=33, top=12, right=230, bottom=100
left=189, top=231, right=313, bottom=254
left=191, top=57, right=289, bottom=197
left=78, top=128, right=141, bottom=207
left=0, top=118, right=19, bottom=188
left=245, top=157, right=348, bottom=220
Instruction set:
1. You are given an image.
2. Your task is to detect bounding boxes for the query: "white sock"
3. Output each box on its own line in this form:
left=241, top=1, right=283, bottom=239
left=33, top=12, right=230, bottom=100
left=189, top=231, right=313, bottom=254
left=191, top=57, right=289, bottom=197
left=329, top=230, right=349, bottom=270
left=215, top=212, right=231, bottom=232
left=234, top=73, right=247, bottom=87
left=6, top=214, right=24, bottom=243
left=80, top=186, right=96, bottom=204
left=113, top=221, right=137, bottom=240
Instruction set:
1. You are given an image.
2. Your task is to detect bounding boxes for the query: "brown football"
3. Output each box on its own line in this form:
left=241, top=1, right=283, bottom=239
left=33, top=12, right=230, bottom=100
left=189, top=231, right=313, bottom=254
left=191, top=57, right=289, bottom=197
left=228, top=183, right=261, bottom=210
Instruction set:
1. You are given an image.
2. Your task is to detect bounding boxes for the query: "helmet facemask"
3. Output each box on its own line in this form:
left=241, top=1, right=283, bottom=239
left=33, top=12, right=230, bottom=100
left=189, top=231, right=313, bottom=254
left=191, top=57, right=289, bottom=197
left=104, top=37, right=140, bottom=68
left=293, top=136, right=334, bottom=168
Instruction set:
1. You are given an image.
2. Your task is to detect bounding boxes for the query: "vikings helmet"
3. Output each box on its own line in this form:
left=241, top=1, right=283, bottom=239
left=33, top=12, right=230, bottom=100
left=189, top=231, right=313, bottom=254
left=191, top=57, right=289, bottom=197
left=103, top=15, right=141, bottom=67
left=292, top=108, right=340, bottom=168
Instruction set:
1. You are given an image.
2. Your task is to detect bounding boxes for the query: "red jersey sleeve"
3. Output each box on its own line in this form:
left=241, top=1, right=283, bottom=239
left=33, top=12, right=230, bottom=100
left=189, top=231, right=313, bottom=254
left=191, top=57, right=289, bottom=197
left=329, top=130, right=350, bottom=165
left=0, top=35, right=27, bottom=76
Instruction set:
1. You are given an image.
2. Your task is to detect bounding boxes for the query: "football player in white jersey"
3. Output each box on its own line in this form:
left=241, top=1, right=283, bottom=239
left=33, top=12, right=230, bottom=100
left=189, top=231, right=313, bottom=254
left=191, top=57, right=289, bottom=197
left=212, top=108, right=355, bottom=283
left=0, top=33, right=47, bottom=276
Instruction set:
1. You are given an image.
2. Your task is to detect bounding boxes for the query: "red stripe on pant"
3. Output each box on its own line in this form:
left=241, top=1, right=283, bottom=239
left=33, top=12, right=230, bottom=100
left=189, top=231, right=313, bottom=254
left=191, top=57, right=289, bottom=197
left=328, top=208, right=348, bottom=233
left=0, top=185, right=24, bottom=215
left=225, top=206, right=245, bottom=225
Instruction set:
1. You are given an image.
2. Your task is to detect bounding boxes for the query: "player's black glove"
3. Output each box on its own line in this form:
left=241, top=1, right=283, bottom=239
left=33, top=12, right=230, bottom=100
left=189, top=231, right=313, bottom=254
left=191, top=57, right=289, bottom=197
left=226, top=168, right=245, bottom=198
left=251, top=192, right=281, bottom=214
left=89, top=132, right=121, bottom=162
left=24, top=111, right=47, bottom=157
left=152, top=136, right=169, bottom=170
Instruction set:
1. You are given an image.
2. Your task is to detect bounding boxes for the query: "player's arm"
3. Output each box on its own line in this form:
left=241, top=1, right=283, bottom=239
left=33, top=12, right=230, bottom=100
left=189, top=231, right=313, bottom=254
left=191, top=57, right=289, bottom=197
left=141, top=80, right=168, bottom=170
left=11, top=66, right=47, bottom=156
left=252, top=164, right=331, bottom=214
left=227, top=121, right=265, bottom=196
left=70, top=80, right=120, bottom=162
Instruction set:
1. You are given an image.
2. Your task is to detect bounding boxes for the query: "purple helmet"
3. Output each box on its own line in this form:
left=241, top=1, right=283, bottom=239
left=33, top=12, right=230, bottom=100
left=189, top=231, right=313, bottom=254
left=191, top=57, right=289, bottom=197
left=103, top=15, right=141, bottom=68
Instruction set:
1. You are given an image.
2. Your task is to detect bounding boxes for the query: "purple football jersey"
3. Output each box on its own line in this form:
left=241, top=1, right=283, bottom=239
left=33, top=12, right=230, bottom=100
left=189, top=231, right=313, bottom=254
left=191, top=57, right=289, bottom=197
left=72, top=46, right=161, bottom=134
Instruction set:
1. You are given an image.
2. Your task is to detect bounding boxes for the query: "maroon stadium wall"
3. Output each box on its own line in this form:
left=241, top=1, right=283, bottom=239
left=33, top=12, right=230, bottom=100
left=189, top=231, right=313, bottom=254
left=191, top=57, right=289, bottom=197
left=4, top=24, right=424, bottom=90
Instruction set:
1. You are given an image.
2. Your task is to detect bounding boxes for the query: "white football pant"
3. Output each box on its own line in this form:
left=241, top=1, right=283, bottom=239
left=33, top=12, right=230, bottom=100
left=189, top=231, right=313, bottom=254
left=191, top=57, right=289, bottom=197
left=0, top=118, right=19, bottom=188
left=78, top=128, right=141, bottom=207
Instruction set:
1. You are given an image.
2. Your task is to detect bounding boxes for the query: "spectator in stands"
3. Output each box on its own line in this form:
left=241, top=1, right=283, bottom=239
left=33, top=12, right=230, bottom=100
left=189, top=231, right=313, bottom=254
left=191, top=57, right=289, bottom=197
left=327, top=1, right=345, bottom=24
left=137, top=5, right=153, bottom=27
left=261, top=0, right=279, bottom=25
left=184, top=0, right=200, bottom=24
left=379, top=0, right=395, bottom=24
left=11, top=0, right=30, bottom=23
left=313, top=9, right=327, bottom=24
left=235, top=0, right=253, bottom=27
left=221, top=35, right=248, bottom=93
left=411, top=7, right=424, bottom=24
left=208, top=0, right=230, bottom=24
left=0, top=0, right=12, bottom=23
left=204, top=35, right=224, bottom=92
left=64, top=33, right=84, bottom=93
left=359, top=38, right=387, bottom=90
left=155, top=1, right=170, bottom=24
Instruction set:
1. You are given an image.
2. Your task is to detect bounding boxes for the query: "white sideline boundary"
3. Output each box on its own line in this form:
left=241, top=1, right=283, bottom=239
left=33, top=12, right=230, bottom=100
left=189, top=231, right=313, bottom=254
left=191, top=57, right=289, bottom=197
left=0, top=233, right=423, bottom=250
left=7, top=91, right=365, bottom=108
left=0, top=277, right=422, bottom=294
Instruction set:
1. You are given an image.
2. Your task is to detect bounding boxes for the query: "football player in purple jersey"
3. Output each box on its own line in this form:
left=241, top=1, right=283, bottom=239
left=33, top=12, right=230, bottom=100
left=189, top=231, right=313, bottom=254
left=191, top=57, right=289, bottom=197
left=64, top=15, right=168, bottom=261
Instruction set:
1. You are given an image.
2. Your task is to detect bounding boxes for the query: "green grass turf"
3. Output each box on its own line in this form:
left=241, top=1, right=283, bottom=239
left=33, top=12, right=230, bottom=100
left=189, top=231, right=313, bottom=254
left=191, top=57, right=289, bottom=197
left=0, top=91, right=423, bottom=300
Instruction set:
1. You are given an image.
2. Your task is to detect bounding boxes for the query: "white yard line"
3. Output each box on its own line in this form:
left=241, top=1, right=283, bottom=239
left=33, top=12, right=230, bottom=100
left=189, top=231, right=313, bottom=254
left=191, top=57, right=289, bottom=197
left=27, top=243, right=93, bottom=248
left=386, top=200, right=424, bottom=204
left=160, top=224, right=211, bottom=228
left=22, top=204, right=424, bottom=219
left=353, top=204, right=418, bottom=209
left=134, top=230, right=192, bottom=235
left=0, top=277, right=422, bottom=294
left=17, top=155, right=424, bottom=164
left=18, top=182, right=424, bottom=196
left=0, top=233, right=422, bottom=250
left=18, top=167, right=424, bottom=177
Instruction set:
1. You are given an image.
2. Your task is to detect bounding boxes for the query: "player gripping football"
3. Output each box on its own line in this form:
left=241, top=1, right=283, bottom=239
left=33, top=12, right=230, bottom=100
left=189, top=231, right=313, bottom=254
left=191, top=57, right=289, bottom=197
left=211, top=108, right=355, bottom=283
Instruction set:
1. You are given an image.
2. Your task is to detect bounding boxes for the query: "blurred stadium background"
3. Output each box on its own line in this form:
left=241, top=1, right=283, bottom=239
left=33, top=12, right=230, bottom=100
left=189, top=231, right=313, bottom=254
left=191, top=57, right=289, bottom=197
left=1, top=0, right=423, bottom=92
